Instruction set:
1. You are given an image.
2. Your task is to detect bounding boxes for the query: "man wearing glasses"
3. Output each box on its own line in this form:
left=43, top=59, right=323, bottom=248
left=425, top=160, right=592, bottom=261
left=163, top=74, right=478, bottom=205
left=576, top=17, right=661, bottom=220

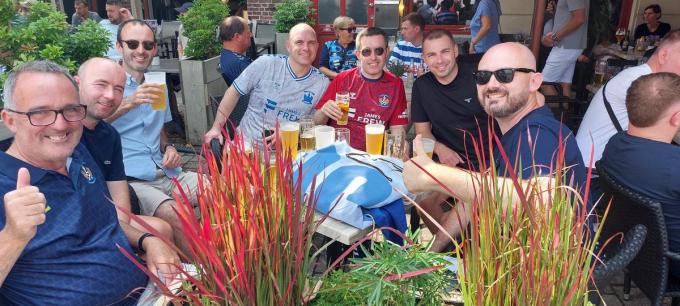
left=403, top=43, right=587, bottom=252
left=314, top=27, right=408, bottom=151
left=107, top=19, right=199, bottom=257
left=0, top=60, right=148, bottom=304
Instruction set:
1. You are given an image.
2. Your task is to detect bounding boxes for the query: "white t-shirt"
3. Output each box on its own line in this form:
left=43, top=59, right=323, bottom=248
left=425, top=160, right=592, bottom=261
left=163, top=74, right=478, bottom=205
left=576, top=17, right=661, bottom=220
left=575, top=64, right=652, bottom=168
left=233, top=55, right=330, bottom=140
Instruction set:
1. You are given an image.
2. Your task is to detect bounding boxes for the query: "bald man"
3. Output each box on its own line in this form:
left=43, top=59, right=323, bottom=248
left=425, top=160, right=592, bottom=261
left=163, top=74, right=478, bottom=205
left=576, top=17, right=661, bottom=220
left=403, top=43, right=587, bottom=252
left=205, top=23, right=330, bottom=144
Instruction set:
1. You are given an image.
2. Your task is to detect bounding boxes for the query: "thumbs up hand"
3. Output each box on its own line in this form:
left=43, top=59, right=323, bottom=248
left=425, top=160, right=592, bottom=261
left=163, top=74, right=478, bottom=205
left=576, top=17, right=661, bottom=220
left=2, top=168, right=47, bottom=243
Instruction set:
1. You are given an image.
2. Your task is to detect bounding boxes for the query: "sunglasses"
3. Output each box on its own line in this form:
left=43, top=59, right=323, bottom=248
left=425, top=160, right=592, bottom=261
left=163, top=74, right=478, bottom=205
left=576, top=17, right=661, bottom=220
left=360, top=47, right=386, bottom=57
left=339, top=27, right=356, bottom=33
left=120, top=39, right=156, bottom=51
left=473, top=68, right=535, bottom=85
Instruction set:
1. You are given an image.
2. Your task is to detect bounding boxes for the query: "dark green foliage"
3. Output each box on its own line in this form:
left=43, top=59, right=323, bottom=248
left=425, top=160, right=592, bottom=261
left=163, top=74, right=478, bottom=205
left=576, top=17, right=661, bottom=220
left=179, top=0, right=229, bottom=60
left=272, top=0, right=314, bottom=33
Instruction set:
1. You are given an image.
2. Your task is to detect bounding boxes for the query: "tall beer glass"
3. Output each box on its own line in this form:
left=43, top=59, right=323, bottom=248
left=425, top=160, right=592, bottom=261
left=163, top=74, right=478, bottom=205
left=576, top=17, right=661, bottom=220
left=299, top=117, right=315, bottom=152
left=365, top=124, right=385, bottom=155
left=336, top=91, right=350, bottom=126
left=280, top=122, right=300, bottom=158
left=144, top=72, right=167, bottom=111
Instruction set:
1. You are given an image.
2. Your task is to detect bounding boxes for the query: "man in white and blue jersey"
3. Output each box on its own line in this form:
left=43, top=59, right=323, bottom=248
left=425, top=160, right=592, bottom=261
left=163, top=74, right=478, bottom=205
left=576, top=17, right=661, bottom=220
left=204, top=23, right=330, bottom=143
left=389, top=13, right=426, bottom=70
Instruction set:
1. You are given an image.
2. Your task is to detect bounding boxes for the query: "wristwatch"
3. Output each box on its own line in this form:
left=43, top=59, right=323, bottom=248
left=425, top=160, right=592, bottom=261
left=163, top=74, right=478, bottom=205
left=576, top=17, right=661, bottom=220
left=163, top=143, right=175, bottom=152
left=551, top=32, right=560, bottom=43
left=137, top=232, right=155, bottom=253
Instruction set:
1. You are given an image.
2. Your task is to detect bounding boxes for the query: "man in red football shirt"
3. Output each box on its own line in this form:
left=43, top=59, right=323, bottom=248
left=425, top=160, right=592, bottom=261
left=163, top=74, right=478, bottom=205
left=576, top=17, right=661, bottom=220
left=314, top=27, right=409, bottom=151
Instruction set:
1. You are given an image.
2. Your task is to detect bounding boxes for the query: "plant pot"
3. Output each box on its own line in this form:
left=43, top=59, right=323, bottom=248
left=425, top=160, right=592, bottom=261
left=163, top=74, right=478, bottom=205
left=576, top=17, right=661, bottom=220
left=180, top=55, right=228, bottom=145
left=276, top=32, right=289, bottom=56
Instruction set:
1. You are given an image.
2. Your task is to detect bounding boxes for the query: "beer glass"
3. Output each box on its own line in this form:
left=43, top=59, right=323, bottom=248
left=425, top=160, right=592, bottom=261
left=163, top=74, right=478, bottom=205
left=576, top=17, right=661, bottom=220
left=384, top=130, right=405, bottom=160
left=144, top=72, right=167, bottom=111
left=315, top=125, right=335, bottom=149
left=365, top=124, right=385, bottom=155
left=421, top=137, right=435, bottom=158
left=336, top=91, right=350, bottom=126
left=299, top=117, right=315, bottom=152
left=336, top=128, right=350, bottom=144
left=280, top=122, right=300, bottom=158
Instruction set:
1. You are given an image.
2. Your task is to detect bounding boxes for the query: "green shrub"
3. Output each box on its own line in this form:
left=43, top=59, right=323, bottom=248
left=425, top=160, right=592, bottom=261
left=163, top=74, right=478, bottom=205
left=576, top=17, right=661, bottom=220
left=179, top=0, right=229, bottom=60
left=272, top=0, right=314, bottom=33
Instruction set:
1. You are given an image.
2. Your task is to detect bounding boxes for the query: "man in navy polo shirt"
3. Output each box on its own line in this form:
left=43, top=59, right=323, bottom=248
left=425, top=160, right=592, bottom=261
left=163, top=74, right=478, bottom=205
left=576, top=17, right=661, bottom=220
left=600, top=72, right=680, bottom=278
left=0, top=60, right=157, bottom=305
left=403, top=43, right=587, bottom=252
left=219, top=16, right=252, bottom=86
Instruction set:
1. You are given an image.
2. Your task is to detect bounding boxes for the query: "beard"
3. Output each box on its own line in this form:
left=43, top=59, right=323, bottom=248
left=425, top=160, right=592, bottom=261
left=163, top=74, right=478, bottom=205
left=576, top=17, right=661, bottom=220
left=479, top=86, right=529, bottom=118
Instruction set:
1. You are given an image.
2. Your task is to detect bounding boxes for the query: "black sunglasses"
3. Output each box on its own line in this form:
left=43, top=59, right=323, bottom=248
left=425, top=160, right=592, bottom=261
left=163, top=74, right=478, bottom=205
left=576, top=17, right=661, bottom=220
left=120, top=39, right=156, bottom=51
left=473, top=68, right=535, bottom=85
left=339, top=27, right=356, bottom=33
left=360, top=47, right=385, bottom=57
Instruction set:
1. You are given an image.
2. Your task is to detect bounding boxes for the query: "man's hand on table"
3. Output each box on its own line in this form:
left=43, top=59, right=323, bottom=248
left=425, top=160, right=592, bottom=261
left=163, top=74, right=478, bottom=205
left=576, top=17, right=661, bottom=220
left=434, top=143, right=464, bottom=167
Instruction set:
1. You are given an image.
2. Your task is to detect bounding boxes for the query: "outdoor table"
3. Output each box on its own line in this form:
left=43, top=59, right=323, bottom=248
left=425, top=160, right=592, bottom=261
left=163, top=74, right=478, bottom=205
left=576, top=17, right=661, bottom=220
left=254, top=37, right=276, bottom=54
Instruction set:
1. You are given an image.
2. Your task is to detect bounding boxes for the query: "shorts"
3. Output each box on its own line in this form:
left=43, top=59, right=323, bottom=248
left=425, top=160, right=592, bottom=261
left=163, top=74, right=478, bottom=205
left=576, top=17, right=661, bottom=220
left=129, top=171, right=200, bottom=216
left=542, top=47, right=583, bottom=83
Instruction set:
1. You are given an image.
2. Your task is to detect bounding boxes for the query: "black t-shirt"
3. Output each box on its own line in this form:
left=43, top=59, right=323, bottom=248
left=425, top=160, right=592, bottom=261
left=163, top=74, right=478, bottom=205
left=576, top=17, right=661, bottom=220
left=634, top=22, right=671, bottom=40
left=411, top=63, right=493, bottom=170
left=80, top=121, right=127, bottom=182
left=600, top=132, right=680, bottom=276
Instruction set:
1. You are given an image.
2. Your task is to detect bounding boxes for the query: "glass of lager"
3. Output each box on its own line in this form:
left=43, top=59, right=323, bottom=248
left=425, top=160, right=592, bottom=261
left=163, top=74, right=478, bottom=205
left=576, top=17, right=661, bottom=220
left=421, top=137, right=435, bottom=158
left=314, top=125, right=335, bottom=149
left=299, top=116, right=315, bottom=153
left=280, top=122, right=300, bottom=158
left=365, top=123, right=385, bottom=155
left=336, top=128, right=350, bottom=144
left=144, top=72, right=167, bottom=111
left=336, top=91, right=350, bottom=126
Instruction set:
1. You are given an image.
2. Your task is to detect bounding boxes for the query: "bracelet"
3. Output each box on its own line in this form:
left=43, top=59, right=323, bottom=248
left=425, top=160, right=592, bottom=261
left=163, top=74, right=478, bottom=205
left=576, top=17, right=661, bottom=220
left=162, top=143, right=175, bottom=153
left=137, top=232, right=155, bottom=253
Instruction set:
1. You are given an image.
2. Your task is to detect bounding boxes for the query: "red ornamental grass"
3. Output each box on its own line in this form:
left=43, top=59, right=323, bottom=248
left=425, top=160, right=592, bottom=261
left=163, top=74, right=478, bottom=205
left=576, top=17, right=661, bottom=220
left=122, top=131, right=322, bottom=305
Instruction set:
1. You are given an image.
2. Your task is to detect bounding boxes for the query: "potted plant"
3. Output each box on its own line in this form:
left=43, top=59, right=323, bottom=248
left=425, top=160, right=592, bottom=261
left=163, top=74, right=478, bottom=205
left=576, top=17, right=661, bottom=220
left=177, top=0, right=229, bottom=145
left=0, top=0, right=109, bottom=138
left=272, top=0, right=314, bottom=55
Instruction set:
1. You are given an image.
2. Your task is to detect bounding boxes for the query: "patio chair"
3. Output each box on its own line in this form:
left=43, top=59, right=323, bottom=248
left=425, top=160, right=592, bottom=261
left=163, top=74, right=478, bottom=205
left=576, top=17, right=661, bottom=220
left=597, top=161, right=680, bottom=305
left=589, top=224, right=647, bottom=305
left=540, top=81, right=587, bottom=131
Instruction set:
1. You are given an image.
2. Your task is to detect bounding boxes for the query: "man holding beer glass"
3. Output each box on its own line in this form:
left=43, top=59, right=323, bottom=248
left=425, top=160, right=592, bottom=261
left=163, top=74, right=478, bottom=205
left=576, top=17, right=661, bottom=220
left=314, top=27, right=408, bottom=152
left=106, top=20, right=200, bottom=256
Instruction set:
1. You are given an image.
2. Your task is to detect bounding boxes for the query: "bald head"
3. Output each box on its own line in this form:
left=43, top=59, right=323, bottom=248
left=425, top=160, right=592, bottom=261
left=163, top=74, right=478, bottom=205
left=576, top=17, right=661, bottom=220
left=286, top=23, right=319, bottom=67
left=479, top=43, right=536, bottom=71
left=288, top=23, right=315, bottom=40
left=219, top=16, right=248, bottom=42
left=77, top=57, right=126, bottom=122
left=78, top=57, right=124, bottom=78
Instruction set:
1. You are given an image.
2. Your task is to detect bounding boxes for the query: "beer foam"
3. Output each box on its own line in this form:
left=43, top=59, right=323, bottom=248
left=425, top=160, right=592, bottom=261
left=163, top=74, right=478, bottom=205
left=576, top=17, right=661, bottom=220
left=365, top=124, right=385, bottom=134
left=280, top=122, right=300, bottom=131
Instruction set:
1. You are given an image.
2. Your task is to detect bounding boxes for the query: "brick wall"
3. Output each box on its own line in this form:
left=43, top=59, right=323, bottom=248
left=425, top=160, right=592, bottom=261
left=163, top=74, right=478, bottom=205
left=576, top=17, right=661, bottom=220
left=247, top=0, right=281, bottom=24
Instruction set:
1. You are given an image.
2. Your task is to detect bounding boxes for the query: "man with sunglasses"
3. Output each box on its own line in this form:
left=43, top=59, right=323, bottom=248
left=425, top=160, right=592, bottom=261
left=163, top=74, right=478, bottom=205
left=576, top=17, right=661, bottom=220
left=0, top=60, right=149, bottom=304
left=204, top=23, right=329, bottom=144
left=314, top=27, right=408, bottom=151
left=403, top=43, right=587, bottom=252
left=107, top=19, right=200, bottom=257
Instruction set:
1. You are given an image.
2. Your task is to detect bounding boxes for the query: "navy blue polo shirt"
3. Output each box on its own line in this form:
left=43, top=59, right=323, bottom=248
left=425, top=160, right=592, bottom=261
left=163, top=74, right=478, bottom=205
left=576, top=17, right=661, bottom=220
left=495, top=105, right=587, bottom=190
left=0, top=144, right=147, bottom=305
left=220, top=48, right=252, bottom=86
left=600, top=132, right=680, bottom=276
left=81, top=121, right=127, bottom=181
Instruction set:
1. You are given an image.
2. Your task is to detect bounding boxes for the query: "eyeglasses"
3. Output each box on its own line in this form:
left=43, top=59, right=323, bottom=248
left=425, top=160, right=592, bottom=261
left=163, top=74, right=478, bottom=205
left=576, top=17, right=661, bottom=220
left=473, top=68, right=535, bottom=85
left=360, top=47, right=386, bottom=57
left=338, top=27, right=356, bottom=33
left=120, top=39, right=156, bottom=51
left=5, top=105, right=87, bottom=126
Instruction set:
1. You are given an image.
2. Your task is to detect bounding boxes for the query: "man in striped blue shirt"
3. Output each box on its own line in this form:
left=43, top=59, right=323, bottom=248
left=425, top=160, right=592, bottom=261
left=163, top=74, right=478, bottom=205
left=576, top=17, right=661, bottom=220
left=389, top=13, right=426, bottom=70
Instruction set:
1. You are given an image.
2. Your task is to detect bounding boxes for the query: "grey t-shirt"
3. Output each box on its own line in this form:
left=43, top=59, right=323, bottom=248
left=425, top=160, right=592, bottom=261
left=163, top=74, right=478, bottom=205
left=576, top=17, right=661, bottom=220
left=233, top=55, right=330, bottom=140
left=71, top=11, right=102, bottom=27
left=552, top=0, right=588, bottom=49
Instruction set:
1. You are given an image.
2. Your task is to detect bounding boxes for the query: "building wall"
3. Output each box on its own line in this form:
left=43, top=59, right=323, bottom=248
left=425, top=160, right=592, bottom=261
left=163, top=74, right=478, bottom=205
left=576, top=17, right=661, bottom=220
left=498, top=0, right=535, bottom=34
left=247, top=0, right=279, bottom=24
left=629, top=0, right=680, bottom=30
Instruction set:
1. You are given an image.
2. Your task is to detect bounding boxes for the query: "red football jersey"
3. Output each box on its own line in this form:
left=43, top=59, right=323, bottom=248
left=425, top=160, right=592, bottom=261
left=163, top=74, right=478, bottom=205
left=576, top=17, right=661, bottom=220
left=316, top=68, right=409, bottom=151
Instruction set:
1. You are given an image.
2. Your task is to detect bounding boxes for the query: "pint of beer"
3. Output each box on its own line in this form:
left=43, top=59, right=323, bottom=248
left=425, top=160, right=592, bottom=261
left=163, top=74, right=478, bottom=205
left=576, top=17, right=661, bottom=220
left=421, top=137, right=435, bottom=158
left=365, top=124, right=385, bottom=155
left=144, top=72, right=167, bottom=111
left=336, top=91, right=350, bottom=126
left=280, top=122, right=300, bottom=158
left=300, top=130, right=315, bottom=152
